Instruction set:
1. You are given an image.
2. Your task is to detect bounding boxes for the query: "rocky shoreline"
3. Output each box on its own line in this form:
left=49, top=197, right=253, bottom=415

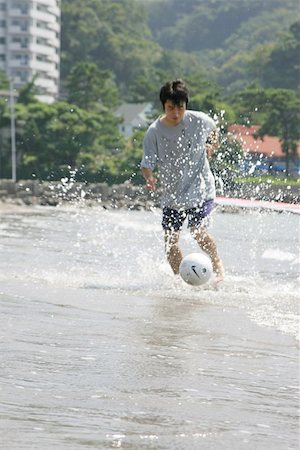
left=0, top=178, right=298, bottom=212
left=0, top=179, right=155, bottom=210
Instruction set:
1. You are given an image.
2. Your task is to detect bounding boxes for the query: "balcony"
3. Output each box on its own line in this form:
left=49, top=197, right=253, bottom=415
left=36, top=77, right=58, bottom=92
left=8, top=11, right=60, bottom=39
left=30, top=43, right=54, bottom=56
left=29, top=25, right=56, bottom=40
left=29, top=41, right=59, bottom=55
left=32, top=9, right=58, bottom=24
left=41, top=20, right=60, bottom=33
left=29, top=59, right=56, bottom=73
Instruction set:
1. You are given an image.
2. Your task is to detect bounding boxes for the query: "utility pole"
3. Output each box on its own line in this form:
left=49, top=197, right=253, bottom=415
left=9, top=78, right=16, bottom=182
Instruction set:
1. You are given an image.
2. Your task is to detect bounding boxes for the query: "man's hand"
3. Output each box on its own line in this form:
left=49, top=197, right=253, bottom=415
left=141, top=167, right=157, bottom=192
left=146, top=176, right=157, bottom=192
left=206, top=129, right=219, bottom=159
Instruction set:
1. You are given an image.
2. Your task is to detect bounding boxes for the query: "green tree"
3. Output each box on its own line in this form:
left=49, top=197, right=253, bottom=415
left=61, top=0, right=162, bottom=97
left=17, top=76, right=40, bottom=105
left=186, top=73, right=237, bottom=127
left=97, top=128, right=145, bottom=184
left=128, top=51, right=205, bottom=104
left=247, top=20, right=300, bottom=93
left=0, top=71, right=10, bottom=178
left=65, top=62, right=120, bottom=110
left=0, top=69, right=9, bottom=89
left=0, top=75, right=44, bottom=178
left=15, top=101, right=125, bottom=179
left=237, top=86, right=300, bottom=174
left=0, top=71, right=10, bottom=130
left=263, top=21, right=300, bottom=92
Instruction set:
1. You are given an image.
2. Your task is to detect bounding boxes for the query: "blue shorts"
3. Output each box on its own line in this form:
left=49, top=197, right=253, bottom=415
left=162, top=199, right=214, bottom=231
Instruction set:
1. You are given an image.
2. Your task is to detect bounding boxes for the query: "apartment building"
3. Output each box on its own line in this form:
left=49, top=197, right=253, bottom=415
left=0, top=0, right=60, bottom=103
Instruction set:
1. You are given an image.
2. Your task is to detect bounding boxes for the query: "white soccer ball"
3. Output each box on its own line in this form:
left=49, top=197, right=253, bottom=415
left=179, top=252, right=213, bottom=286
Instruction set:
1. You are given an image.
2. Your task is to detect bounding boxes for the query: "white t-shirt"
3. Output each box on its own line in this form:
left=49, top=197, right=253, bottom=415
left=141, top=110, right=216, bottom=209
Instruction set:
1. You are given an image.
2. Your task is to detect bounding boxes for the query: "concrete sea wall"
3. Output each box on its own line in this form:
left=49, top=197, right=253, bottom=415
left=0, top=179, right=298, bottom=209
left=0, top=179, right=154, bottom=209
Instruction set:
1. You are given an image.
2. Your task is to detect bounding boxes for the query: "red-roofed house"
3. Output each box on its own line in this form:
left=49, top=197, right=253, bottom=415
left=228, top=124, right=300, bottom=175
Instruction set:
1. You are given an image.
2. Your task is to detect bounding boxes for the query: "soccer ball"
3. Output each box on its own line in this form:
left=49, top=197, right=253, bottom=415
left=179, top=252, right=213, bottom=286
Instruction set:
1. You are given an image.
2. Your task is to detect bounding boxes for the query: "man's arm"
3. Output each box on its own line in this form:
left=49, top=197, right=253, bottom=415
left=141, top=167, right=157, bottom=192
left=206, top=129, right=219, bottom=159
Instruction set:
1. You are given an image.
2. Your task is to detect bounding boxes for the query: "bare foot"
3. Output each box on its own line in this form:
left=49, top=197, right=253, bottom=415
left=210, top=276, right=223, bottom=290
left=211, top=260, right=225, bottom=289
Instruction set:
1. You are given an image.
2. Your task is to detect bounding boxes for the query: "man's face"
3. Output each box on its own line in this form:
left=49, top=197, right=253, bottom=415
left=164, top=100, right=186, bottom=126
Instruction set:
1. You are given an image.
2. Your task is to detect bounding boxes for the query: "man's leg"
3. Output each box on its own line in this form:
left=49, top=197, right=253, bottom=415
left=162, top=207, right=185, bottom=274
left=191, top=226, right=225, bottom=280
left=164, top=230, right=183, bottom=274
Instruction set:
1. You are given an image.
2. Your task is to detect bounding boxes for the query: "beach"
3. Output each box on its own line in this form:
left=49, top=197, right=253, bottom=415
left=0, top=204, right=299, bottom=449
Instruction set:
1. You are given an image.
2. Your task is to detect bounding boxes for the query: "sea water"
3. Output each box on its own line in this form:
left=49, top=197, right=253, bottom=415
left=0, top=205, right=299, bottom=450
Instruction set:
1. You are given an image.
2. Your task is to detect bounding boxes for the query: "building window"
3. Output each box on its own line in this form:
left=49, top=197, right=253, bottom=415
left=21, top=72, right=27, bottom=81
left=36, top=37, right=48, bottom=46
left=12, top=19, right=28, bottom=31
left=36, top=21, right=49, bottom=30
left=0, top=37, right=5, bottom=44
left=13, top=54, right=29, bottom=65
left=12, top=37, right=28, bottom=46
left=37, top=4, right=49, bottom=13
left=38, top=87, right=48, bottom=94
left=12, top=2, right=29, bottom=14
left=36, top=54, right=50, bottom=62
left=14, top=70, right=28, bottom=82
left=0, top=20, right=6, bottom=27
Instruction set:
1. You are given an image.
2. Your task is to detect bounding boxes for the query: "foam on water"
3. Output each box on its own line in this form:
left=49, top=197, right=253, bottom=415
left=0, top=205, right=299, bottom=340
left=10, top=267, right=298, bottom=339
left=262, top=248, right=299, bottom=263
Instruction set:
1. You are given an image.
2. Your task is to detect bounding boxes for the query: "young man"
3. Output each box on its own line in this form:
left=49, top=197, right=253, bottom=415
left=141, top=79, right=224, bottom=281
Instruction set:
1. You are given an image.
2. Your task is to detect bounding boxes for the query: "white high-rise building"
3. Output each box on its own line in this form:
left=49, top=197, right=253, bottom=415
left=0, top=0, right=60, bottom=103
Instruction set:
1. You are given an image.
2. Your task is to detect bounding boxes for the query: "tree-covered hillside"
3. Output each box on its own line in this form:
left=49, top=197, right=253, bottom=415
left=143, top=0, right=299, bottom=93
left=61, top=0, right=299, bottom=96
left=61, top=0, right=204, bottom=101
left=145, top=0, right=297, bottom=52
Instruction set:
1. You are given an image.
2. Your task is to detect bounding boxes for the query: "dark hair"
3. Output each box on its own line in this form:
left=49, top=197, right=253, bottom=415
left=159, top=79, right=189, bottom=109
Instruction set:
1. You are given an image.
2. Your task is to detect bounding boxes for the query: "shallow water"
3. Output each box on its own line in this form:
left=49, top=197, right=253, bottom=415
left=0, top=205, right=299, bottom=449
